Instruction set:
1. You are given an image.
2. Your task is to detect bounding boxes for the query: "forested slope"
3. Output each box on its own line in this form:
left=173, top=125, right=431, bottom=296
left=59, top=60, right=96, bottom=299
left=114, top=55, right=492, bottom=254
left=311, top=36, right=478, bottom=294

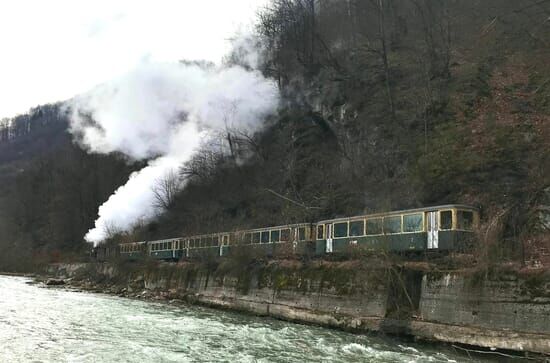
left=0, top=0, right=548, bottom=270
left=0, top=105, right=140, bottom=269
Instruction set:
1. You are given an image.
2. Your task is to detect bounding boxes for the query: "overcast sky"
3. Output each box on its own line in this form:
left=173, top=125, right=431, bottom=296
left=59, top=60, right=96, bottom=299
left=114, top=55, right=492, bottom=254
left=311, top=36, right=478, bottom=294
left=0, top=0, right=269, bottom=119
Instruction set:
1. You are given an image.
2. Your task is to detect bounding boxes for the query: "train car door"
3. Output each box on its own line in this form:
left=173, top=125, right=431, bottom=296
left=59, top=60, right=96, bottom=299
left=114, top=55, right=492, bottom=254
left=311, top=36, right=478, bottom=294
left=172, top=240, right=176, bottom=259
left=220, top=234, right=228, bottom=257
left=427, top=211, right=439, bottom=249
left=325, top=223, right=333, bottom=253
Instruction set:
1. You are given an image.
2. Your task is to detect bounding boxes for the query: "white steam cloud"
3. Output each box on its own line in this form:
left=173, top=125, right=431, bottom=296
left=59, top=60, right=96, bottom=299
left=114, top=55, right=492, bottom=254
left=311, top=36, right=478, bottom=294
left=67, top=60, right=278, bottom=244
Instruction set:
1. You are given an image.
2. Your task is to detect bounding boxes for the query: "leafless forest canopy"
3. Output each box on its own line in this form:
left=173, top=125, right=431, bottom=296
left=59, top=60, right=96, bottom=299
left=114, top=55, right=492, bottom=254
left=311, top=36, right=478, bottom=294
left=0, top=0, right=549, bottom=270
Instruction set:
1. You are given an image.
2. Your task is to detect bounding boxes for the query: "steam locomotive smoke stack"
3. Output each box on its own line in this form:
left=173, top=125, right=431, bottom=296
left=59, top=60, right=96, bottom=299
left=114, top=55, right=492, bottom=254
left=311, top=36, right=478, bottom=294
left=67, top=55, right=279, bottom=245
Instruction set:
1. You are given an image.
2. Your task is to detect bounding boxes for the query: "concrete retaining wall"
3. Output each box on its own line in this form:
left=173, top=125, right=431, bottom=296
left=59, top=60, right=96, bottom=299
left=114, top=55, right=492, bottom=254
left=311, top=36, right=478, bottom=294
left=49, top=262, right=550, bottom=355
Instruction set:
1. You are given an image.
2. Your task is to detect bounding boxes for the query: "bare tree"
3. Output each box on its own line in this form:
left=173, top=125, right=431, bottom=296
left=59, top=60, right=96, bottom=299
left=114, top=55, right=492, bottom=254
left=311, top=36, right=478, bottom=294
left=152, top=169, right=181, bottom=210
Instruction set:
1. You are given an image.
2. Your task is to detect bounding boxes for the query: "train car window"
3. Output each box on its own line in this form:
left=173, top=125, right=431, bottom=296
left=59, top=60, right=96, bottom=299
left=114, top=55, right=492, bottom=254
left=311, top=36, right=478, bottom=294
left=383, top=216, right=402, bottom=234
left=349, top=220, right=365, bottom=236
left=213, top=236, right=219, bottom=246
left=261, top=231, right=270, bottom=243
left=316, top=225, right=324, bottom=240
left=366, top=218, right=383, bottom=235
left=333, top=222, right=348, bottom=238
left=243, top=233, right=252, bottom=244
left=403, top=213, right=423, bottom=232
left=440, top=211, right=452, bottom=230
left=298, top=227, right=306, bottom=241
left=252, top=232, right=261, bottom=243
left=457, top=210, right=474, bottom=230
left=207, top=237, right=213, bottom=247
left=270, top=230, right=280, bottom=242
left=280, top=229, right=290, bottom=242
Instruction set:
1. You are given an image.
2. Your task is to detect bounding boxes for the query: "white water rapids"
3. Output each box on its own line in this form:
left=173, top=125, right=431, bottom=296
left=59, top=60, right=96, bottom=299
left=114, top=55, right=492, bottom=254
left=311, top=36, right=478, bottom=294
left=0, top=276, right=490, bottom=362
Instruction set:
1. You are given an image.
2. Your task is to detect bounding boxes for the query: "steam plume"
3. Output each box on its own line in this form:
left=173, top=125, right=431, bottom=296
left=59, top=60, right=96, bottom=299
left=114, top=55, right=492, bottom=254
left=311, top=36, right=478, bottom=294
left=67, top=60, right=278, bottom=244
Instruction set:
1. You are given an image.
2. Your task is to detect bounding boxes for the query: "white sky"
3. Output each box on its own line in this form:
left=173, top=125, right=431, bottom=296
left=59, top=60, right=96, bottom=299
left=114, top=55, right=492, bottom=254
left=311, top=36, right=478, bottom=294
left=0, top=0, right=269, bottom=119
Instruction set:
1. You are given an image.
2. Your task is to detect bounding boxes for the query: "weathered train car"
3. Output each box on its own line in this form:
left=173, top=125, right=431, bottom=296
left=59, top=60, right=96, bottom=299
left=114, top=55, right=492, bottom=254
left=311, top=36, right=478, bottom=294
left=149, top=238, right=184, bottom=260
left=228, top=223, right=315, bottom=257
left=93, top=243, right=119, bottom=261
left=184, top=233, right=226, bottom=259
left=119, top=241, right=148, bottom=260
left=314, top=205, right=479, bottom=255
left=179, top=223, right=314, bottom=259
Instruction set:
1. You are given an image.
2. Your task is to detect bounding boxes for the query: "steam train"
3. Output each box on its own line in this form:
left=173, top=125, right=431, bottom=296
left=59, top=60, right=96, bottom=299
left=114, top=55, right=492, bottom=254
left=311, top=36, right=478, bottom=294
left=93, top=204, right=479, bottom=261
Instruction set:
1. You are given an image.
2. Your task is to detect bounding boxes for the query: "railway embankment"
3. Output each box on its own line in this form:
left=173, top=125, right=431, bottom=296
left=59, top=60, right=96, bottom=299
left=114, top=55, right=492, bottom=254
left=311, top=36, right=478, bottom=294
left=44, top=259, right=550, bottom=356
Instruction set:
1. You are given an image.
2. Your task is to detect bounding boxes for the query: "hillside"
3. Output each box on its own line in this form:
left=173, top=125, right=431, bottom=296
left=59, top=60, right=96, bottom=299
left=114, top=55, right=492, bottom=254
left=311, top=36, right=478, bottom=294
left=0, top=0, right=548, bottom=270
left=0, top=105, right=140, bottom=269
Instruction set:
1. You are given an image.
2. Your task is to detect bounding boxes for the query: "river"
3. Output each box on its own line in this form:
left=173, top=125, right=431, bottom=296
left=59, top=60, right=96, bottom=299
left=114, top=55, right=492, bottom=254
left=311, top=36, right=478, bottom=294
left=0, top=275, right=490, bottom=362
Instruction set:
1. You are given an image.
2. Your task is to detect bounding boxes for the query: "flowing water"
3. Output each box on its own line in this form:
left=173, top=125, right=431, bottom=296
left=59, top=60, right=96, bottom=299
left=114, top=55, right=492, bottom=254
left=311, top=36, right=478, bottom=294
left=0, top=275, right=488, bottom=362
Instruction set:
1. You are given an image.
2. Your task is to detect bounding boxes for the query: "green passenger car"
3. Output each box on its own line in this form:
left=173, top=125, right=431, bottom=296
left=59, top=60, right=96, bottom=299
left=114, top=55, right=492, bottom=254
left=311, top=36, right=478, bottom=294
left=119, top=241, right=147, bottom=260
left=149, top=238, right=184, bottom=260
left=314, top=205, right=479, bottom=255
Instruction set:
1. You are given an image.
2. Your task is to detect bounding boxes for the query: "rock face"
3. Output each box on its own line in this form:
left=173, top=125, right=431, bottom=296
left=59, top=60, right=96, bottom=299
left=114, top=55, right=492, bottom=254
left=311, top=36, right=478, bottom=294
left=47, top=262, right=550, bottom=355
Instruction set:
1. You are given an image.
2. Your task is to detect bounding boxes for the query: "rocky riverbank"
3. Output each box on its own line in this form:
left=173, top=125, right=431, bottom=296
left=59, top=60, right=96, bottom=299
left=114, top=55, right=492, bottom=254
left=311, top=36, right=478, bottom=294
left=41, top=260, right=550, bottom=359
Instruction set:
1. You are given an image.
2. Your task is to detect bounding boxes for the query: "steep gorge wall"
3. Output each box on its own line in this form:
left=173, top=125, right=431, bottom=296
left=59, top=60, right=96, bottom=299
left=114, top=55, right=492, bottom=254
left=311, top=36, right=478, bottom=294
left=49, top=262, right=550, bottom=355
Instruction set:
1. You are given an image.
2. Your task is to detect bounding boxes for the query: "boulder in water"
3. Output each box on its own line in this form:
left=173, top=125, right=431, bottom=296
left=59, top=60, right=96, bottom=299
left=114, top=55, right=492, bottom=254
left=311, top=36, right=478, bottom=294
left=46, top=278, right=65, bottom=286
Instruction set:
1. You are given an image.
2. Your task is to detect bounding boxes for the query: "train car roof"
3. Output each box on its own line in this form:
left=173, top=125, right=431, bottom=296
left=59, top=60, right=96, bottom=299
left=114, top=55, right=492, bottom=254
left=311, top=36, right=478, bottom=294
left=316, top=204, right=479, bottom=224
left=119, top=241, right=147, bottom=245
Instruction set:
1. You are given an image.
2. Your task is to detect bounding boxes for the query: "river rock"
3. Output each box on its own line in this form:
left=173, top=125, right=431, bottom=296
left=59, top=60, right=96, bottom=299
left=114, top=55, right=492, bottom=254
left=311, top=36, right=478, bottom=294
left=46, top=278, right=65, bottom=286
